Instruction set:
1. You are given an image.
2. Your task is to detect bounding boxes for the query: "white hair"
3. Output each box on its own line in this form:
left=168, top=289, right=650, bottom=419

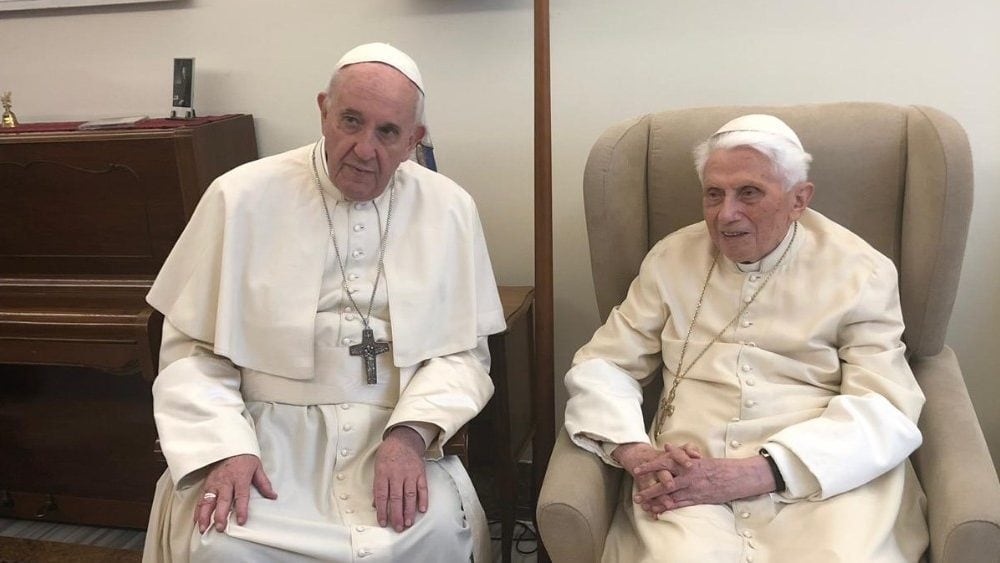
left=693, top=130, right=813, bottom=191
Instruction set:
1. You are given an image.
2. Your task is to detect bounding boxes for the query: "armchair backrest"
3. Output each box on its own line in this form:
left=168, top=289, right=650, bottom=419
left=584, top=103, right=973, bottom=359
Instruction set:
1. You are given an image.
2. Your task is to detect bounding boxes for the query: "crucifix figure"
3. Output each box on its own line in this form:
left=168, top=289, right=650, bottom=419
left=350, top=328, right=390, bottom=384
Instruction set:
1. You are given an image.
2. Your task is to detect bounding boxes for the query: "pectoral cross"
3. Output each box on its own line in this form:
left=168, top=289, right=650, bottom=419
left=350, top=328, right=390, bottom=384
left=654, top=390, right=677, bottom=437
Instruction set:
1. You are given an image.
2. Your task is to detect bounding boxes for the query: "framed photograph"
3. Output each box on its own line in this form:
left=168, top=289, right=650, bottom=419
left=172, top=58, right=194, bottom=109
left=0, top=0, right=173, bottom=11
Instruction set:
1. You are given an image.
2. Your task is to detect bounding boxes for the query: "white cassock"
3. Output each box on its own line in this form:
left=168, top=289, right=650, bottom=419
left=142, top=141, right=506, bottom=563
left=565, top=209, right=929, bottom=563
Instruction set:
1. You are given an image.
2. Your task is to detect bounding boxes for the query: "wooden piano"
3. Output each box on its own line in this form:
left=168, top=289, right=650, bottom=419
left=0, top=115, right=258, bottom=528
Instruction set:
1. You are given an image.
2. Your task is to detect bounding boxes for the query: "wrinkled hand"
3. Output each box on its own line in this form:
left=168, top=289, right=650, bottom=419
left=633, top=454, right=774, bottom=513
left=612, top=442, right=700, bottom=517
left=373, top=426, right=428, bottom=532
left=196, top=454, right=277, bottom=533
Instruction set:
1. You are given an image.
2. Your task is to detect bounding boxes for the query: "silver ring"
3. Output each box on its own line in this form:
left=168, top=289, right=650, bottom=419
left=202, top=492, right=218, bottom=501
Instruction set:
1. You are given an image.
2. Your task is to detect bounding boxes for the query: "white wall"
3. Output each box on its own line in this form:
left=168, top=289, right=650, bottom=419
left=2, top=0, right=997, bottom=466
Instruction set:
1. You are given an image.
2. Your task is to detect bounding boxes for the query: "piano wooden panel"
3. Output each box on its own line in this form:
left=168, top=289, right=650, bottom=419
left=0, top=115, right=258, bottom=528
left=0, top=116, right=256, bottom=276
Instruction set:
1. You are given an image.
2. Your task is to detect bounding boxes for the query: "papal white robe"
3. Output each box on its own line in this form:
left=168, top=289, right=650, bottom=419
left=565, top=209, right=929, bottom=563
left=142, top=142, right=506, bottom=562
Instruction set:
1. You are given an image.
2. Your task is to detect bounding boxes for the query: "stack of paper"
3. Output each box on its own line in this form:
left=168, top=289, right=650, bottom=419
left=78, top=116, right=149, bottom=130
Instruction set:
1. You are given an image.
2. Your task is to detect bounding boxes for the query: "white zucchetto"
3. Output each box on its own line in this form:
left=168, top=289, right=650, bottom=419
left=334, top=42, right=424, bottom=93
left=712, top=114, right=804, bottom=151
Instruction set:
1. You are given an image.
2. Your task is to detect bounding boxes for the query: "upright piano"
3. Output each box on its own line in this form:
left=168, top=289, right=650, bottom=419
left=0, top=115, right=258, bottom=528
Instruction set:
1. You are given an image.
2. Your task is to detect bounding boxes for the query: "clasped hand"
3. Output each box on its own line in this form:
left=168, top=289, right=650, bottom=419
left=615, top=442, right=778, bottom=517
left=613, top=442, right=701, bottom=516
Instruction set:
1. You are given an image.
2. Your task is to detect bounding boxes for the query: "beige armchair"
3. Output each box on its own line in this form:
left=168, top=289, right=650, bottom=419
left=537, top=103, right=1000, bottom=562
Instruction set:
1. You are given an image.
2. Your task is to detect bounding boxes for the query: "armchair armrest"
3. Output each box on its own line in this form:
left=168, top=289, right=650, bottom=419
left=910, top=346, right=1000, bottom=563
left=537, top=428, right=622, bottom=563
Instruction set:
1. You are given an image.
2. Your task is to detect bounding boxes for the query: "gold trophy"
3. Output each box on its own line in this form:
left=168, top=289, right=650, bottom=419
left=1, top=91, right=18, bottom=128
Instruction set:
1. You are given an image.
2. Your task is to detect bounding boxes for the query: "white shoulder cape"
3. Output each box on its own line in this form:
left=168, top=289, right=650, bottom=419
left=147, top=142, right=506, bottom=378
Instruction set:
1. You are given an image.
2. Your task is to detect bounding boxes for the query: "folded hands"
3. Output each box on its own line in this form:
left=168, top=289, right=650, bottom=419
left=612, top=442, right=777, bottom=518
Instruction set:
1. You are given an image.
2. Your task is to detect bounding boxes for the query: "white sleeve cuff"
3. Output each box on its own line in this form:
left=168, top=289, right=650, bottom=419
left=564, top=358, right=650, bottom=463
left=386, top=421, right=440, bottom=451
left=762, top=442, right=821, bottom=501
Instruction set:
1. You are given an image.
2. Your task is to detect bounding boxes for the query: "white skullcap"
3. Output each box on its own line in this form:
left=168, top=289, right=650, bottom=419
left=712, top=114, right=803, bottom=151
left=335, top=42, right=424, bottom=93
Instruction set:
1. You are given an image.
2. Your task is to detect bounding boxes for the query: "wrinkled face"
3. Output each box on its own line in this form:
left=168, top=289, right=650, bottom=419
left=317, top=63, right=425, bottom=201
left=702, top=147, right=813, bottom=263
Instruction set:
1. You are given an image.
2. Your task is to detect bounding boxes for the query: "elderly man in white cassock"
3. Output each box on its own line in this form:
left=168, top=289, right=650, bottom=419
left=564, top=115, right=929, bottom=562
left=142, top=43, right=505, bottom=562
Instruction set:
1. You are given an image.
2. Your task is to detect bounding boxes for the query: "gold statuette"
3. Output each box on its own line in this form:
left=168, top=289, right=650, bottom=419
left=1, top=91, right=19, bottom=128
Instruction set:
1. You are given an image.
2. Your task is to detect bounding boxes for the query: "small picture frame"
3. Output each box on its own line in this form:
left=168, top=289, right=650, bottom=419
left=170, top=57, right=195, bottom=119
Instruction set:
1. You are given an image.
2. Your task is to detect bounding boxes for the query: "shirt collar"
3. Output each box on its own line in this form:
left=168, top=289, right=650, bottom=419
left=312, top=139, right=344, bottom=202
left=735, top=222, right=798, bottom=273
left=312, top=138, right=396, bottom=205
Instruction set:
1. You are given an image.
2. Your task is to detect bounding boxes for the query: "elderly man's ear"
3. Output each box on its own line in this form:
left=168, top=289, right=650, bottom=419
left=316, top=92, right=330, bottom=118
left=409, top=126, right=427, bottom=150
left=792, top=182, right=815, bottom=217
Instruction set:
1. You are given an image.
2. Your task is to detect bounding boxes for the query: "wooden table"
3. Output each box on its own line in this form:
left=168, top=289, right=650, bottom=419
left=488, top=286, right=535, bottom=563
left=416, top=285, right=537, bottom=562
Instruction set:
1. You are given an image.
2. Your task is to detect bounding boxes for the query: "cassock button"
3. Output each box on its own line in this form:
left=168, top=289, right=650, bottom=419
left=345, top=314, right=355, bottom=321
left=742, top=530, right=754, bottom=539
left=744, top=295, right=753, bottom=303
left=345, top=508, right=355, bottom=514
left=341, top=404, right=351, bottom=410
left=348, top=273, right=359, bottom=281
left=740, top=512, right=751, bottom=519
left=356, top=525, right=367, bottom=532
left=354, top=203, right=366, bottom=210
left=339, top=493, right=349, bottom=500
left=340, top=448, right=351, bottom=456
left=741, top=320, right=753, bottom=328
left=746, top=378, right=756, bottom=386
left=750, top=274, right=761, bottom=282
left=336, top=473, right=346, bottom=480
left=744, top=400, right=756, bottom=408
left=353, top=224, right=365, bottom=232
left=352, top=249, right=365, bottom=259
left=730, top=440, right=742, bottom=448
left=344, top=306, right=354, bottom=313
left=342, top=337, right=352, bottom=345
left=358, top=548, right=371, bottom=557
left=747, top=342, right=757, bottom=348
left=343, top=424, right=353, bottom=431
left=741, top=364, right=752, bottom=372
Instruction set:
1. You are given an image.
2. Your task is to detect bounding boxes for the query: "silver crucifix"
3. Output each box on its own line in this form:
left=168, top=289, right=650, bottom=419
left=350, top=328, right=390, bottom=384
